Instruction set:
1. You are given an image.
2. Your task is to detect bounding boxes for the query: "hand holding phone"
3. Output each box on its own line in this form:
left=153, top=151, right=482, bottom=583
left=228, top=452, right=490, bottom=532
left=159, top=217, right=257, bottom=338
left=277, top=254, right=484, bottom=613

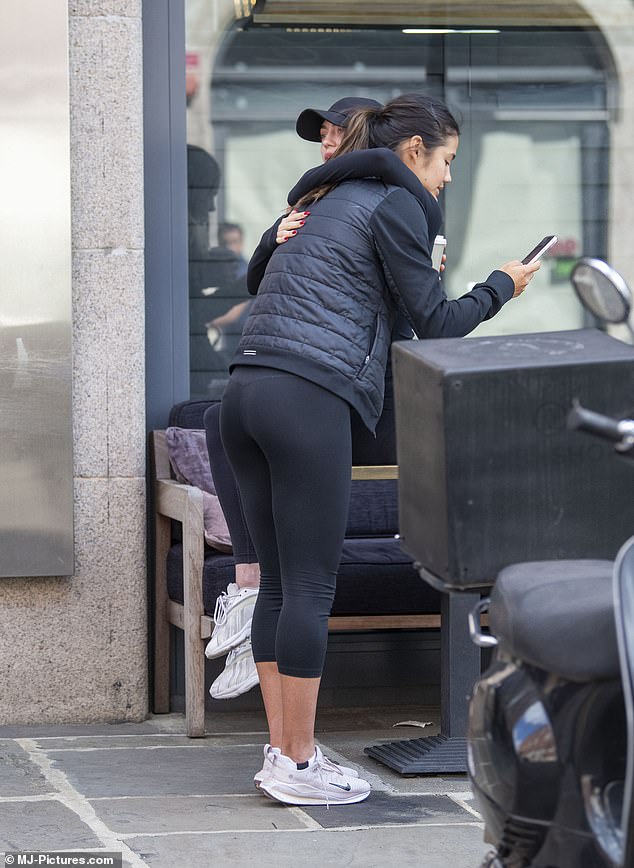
left=522, top=235, right=557, bottom=265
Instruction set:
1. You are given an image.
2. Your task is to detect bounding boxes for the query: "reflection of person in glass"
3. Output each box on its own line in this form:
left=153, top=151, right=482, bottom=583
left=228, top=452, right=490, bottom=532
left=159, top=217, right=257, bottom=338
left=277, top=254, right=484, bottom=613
left=218, top=222, right=248, bottom=277
left=220, top=93, right=540, bottom=806
left=204, top=223, right=250, bottom=356
left=186, top=146, right=249, bottom=397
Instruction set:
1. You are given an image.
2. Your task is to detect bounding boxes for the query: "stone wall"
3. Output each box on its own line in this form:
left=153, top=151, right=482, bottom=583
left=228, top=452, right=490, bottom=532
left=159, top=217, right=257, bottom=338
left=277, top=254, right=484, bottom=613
left=0, top=0, right=147, bottom=724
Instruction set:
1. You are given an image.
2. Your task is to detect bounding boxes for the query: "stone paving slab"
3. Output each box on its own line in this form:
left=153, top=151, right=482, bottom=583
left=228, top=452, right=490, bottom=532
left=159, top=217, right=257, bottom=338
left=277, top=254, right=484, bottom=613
left=0, top=799, right=102, bottom=851
left=0, top=720, right=185, bottom=738
left=90, top=794, right=308, bottom=834
left=29, top=734, right=225, bottom=751
left=0, top=740, right=55, bottom=796
left=0, top=712, right=270, bottom=739
left=46, top=744, right=267, bottom=797
left=301, top=791, right=473, bottom=828
left=126, top=824, right=489, bottom=868
left=0, top=711, right=488, bottom=868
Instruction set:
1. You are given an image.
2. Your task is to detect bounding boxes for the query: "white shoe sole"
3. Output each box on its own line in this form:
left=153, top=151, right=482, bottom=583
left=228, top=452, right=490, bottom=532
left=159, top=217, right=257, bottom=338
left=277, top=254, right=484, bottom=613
left=259, top=781, right=370, bottom=806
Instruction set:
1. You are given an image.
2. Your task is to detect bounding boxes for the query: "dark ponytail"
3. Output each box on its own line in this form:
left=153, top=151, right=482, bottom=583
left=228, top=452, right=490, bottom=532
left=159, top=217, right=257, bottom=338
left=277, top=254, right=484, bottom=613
left=339, top=93, right=459, bottom=156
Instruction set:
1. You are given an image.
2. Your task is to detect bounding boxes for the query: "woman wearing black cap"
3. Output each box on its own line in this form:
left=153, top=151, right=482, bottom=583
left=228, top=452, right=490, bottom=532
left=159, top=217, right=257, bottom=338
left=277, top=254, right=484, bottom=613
left=219, top=92, right=539, bottom=806
left=246, top=100, right=430, bottom=465
left=203, top=97, right=419, bottom=704
left=204, top=96, right=447, bottom=702
left=296, top=96, right=383, bottom=160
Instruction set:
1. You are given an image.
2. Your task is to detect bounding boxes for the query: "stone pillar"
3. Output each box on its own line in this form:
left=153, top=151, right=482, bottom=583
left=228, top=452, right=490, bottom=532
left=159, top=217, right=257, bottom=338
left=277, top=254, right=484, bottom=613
left=0, top=1, right=148, bottom=724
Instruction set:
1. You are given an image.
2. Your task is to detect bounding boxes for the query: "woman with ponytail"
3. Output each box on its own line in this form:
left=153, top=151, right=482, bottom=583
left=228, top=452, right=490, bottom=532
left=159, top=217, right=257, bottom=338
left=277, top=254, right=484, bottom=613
left=220, top=92, right=540, bottom=807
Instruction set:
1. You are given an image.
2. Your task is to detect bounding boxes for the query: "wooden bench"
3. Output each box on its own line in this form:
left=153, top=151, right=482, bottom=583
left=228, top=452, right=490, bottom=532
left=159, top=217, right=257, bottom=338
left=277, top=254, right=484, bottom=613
left=150, top=429, right=442, bottom=737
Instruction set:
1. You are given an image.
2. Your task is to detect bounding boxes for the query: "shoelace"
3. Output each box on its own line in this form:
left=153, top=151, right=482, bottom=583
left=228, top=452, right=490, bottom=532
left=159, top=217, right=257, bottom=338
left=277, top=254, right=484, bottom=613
left=320, top=755, right=346, bottom=776
left=212, top=591, right=232, bottom=627
left=315, top=750, right=350, bottom=809
left=314, top=758, right=330, bottom=809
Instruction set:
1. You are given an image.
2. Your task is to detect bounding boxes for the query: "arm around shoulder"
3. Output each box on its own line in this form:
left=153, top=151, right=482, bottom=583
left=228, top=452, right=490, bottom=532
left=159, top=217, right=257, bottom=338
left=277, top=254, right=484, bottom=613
left=247, top=216, right=283, bottom=295
left=288, top=148, right=424, bottom=204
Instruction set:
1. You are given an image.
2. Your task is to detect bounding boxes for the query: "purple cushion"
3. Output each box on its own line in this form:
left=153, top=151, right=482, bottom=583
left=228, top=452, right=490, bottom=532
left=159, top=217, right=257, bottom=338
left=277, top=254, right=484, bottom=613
left=165, top=427, right=231, bottom=552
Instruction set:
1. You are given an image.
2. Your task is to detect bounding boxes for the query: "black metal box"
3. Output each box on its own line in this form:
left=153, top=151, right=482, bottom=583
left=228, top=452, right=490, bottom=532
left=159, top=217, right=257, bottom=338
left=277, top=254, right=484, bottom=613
left=392, top=329, right=634, bottom=590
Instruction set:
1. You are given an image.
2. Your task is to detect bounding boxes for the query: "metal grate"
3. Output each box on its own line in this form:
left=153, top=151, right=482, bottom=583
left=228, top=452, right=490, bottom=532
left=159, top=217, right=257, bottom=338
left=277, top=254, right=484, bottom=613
left=365, top=734, right=467, bottom=775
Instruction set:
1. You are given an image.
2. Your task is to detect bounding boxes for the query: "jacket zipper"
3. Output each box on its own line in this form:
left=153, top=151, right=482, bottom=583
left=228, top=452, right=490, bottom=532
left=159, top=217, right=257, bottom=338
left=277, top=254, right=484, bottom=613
left=356, top=314, right=380, bottom=378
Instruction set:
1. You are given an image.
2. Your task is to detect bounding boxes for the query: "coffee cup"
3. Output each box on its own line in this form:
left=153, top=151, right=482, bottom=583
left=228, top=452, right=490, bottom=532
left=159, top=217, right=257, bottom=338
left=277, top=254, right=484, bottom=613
left=432, top=235, right=447, bottom=272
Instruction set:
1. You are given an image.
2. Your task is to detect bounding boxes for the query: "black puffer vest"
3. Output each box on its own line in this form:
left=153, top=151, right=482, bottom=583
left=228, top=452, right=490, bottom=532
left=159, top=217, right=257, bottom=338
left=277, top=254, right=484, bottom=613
left=233, top=178, right=440, bottom=431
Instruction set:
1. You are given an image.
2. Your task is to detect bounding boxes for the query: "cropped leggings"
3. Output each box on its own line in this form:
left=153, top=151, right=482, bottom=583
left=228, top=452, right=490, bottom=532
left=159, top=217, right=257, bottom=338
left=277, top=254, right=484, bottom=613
left=203, top=368, right=396, bottom=560
left=219, top=365, right=352, bottom=678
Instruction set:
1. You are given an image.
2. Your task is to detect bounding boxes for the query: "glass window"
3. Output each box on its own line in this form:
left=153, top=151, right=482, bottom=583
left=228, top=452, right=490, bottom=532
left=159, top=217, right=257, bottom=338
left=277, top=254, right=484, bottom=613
left=185, top=8, right=617, bottom=398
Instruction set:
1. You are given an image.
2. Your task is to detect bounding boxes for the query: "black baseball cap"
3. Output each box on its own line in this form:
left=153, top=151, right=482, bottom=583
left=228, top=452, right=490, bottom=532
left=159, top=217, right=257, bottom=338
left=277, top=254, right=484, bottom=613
left=296, top=97, right=382, bottom=142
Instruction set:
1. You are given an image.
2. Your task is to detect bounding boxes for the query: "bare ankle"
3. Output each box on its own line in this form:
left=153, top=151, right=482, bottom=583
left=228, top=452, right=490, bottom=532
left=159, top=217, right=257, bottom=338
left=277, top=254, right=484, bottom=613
left=282, top=743, right=315, bottom=765
left=235, top=562, right=260, bottom=589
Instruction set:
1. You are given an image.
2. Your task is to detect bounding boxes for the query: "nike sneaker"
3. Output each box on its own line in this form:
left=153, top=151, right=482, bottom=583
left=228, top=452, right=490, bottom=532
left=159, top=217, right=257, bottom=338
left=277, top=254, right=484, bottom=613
left=205, top=583, right=258, bottom=659
left=253, top=743, right=360, bottom=790
left=259, top=746, right=371, bottom=805
left=209, top=638, right=259, bottom=700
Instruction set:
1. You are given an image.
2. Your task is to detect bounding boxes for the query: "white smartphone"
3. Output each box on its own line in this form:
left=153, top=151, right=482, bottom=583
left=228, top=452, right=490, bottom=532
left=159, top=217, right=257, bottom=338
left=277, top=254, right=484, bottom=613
left=522, top=235, right=558, bottom=265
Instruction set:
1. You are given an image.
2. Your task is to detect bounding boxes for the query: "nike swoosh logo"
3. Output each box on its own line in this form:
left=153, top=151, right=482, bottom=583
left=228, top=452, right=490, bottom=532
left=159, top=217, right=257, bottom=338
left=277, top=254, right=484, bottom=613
left=330, top=782, right=352, bottom=791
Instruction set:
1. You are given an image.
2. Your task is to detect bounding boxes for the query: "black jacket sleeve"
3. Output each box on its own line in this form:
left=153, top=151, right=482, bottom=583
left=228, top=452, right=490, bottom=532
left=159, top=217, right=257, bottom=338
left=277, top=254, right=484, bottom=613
left=370, top=188, right=514, bottom=338
left=287, top=148, right=424, bottom=205
left=246, top=215, right=284, bottom=295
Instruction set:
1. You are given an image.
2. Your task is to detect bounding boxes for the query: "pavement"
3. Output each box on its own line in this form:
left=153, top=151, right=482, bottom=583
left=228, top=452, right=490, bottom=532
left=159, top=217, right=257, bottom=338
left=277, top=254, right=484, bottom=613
left=0, top=705, right=489, bottom=868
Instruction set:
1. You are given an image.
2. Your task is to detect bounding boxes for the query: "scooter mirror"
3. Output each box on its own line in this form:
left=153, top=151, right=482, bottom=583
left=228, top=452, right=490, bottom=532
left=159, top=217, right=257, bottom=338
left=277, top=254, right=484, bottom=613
left=570, top=257, right=632, bottom=324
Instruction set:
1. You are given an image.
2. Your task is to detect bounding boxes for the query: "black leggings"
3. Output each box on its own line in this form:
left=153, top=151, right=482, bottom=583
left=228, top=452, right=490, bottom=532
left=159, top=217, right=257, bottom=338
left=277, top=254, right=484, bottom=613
left=203, top=364, right=396, bottom=561
left=219, top=366, right=352, bottom=678
left=204, top=402, right=257, bottom=564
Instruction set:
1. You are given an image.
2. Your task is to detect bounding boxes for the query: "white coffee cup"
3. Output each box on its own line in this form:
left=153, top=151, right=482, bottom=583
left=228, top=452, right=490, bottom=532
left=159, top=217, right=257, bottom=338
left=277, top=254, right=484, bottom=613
left=432, top=235, right=447, bottom=272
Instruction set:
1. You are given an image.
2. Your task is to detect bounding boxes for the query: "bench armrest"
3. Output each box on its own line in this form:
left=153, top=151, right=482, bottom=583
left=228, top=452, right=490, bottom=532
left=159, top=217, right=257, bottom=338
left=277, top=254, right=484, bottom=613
left=156, top=478, right=204, bottom=526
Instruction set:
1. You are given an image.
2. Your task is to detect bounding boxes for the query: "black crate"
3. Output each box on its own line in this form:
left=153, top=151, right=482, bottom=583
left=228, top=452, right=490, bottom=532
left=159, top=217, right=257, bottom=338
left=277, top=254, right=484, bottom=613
left=392, top=329, right=634, bottom=590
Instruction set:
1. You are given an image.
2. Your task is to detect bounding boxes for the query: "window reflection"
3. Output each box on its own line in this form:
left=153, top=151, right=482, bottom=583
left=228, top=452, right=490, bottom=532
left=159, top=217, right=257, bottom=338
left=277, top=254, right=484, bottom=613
left=512, top=700, right=558, bottom=764
left=185, top=8, right=615, bottom=397
left=187, top=145, right=251, bottom=398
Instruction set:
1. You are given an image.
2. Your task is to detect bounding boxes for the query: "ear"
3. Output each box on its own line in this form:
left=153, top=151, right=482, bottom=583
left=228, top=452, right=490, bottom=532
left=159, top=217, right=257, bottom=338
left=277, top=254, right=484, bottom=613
left=410, top=134, right=423, bottom=152
left=399, top=135, right=423, bottom=168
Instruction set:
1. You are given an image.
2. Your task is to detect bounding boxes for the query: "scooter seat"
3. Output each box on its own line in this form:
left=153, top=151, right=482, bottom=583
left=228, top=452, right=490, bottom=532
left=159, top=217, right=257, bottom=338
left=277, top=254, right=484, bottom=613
left=489, top=559, right=618, bottom=682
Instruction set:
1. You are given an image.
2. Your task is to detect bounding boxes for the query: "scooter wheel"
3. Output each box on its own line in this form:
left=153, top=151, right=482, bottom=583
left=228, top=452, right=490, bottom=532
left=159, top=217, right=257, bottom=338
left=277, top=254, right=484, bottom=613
left=480, top=852, right=506, bottom=868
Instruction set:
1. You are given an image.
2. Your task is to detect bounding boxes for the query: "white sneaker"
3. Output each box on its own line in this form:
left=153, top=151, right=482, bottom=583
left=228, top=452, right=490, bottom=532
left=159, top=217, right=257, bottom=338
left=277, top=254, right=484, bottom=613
left=209, top=638, right=259, bottom=700
left=253, top=744, right=360, bottom=790
left=205, top=583, right=258, bottom=659
left=259, top=746, right=371, bottom=806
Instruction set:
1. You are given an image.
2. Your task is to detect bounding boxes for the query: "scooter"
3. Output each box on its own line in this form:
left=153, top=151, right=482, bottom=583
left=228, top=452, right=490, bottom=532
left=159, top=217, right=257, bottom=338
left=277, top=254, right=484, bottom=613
left=467, top=258, right=634, bottom=868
